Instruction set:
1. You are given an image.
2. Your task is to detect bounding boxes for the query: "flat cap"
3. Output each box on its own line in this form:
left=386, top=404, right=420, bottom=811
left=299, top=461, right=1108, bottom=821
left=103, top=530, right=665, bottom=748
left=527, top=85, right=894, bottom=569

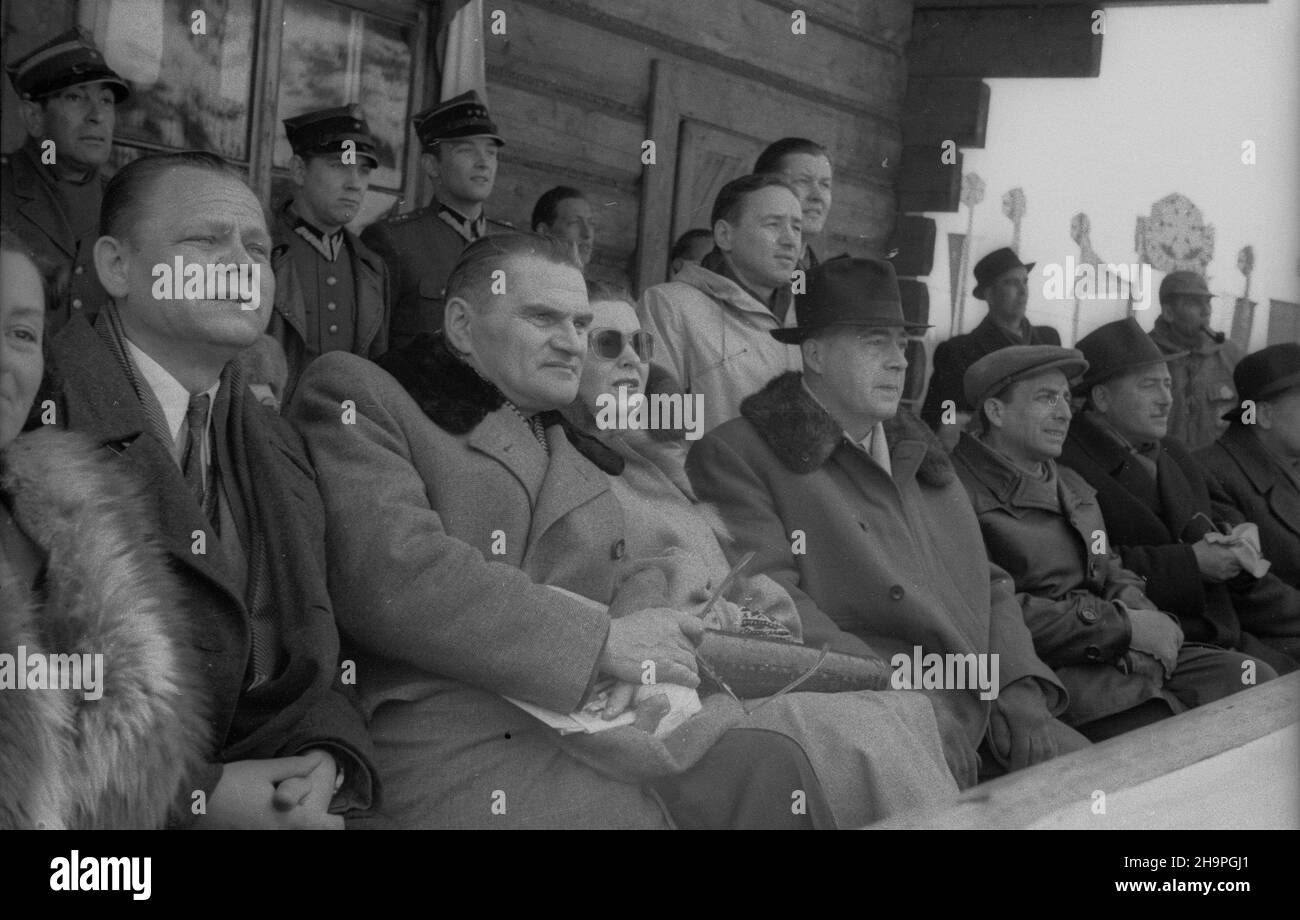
left=284, top=104, right=379, bottom=167
left=1159, top=270, right=1213, bottom=302
left=412, top=90, right=503, bottom=150
left=964, top=344, right=1089, bottom=408
left=6, top=27, right=129, bottom=102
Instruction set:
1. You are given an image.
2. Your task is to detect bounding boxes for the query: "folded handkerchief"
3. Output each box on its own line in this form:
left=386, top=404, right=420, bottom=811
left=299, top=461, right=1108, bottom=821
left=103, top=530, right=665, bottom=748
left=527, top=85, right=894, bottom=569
left=1204, top=522, right=1271, bottom=578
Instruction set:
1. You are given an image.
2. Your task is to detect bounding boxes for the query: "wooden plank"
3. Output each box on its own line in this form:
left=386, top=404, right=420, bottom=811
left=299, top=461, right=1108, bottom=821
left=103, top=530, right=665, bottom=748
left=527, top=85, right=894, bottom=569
left=902, top=78, right=989, bottom=147
left=909, top=7, right=1104, bottom=78
left=490, top=83, right=646, bottom=182
left=874, top=672, right=1300, bottom=829
left=493, top=156, right=641, bottom=250
left=526, top=0, right=905, bottom=123
left=756, top=0, right=912, bottom=49
left=898, top=143, right=962, bottom=213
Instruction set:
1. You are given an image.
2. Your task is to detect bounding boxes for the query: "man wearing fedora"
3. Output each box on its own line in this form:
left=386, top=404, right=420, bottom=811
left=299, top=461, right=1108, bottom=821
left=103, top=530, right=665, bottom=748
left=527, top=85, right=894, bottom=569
left=1197, top=343, right=1300, bottom=594
left=690, top=258, right=1086, bottom=786
left=1061, top=318, right=1300, bottom=675
left=921, top=247, right=1061, bottom=444
left=268, top=104, right=390, bottom=405
left=953, top=346, right=1270, bottom=741
left=1149, top=270, right=1244, bottom=452
left=361, top=90, right=512, bottom=351
left=2, top=28, right=128, bottom=334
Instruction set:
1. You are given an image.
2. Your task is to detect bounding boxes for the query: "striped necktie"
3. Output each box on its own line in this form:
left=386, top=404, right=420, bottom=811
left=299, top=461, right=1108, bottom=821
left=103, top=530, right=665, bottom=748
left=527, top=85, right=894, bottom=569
left=182, top=392, right=214, bottom=517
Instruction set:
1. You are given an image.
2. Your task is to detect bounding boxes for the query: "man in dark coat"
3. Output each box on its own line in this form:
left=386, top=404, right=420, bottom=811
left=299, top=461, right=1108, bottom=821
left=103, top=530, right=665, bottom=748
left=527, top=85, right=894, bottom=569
left=267, top=104, right=390, bottom=404
left=1196, top=343, right=1300, bottom=592
left=953, top=345, right=1269, bottom=740
left=1060, top=318, right=1300, bottom=675
left=921, top=247, right=1062, bottom=443
left=1, top=28, right=126, bottom=333
left=689, top=258, right=1087, bottom=786
left=51, top=151, right=377, bottom=828
left=361, top=91, right=512, bottom=350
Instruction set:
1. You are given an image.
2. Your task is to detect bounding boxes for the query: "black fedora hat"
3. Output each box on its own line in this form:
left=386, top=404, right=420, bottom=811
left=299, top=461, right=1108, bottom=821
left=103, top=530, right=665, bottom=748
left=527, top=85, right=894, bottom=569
left=1073, top=317, right=1187, bottom=394
left=771, top=257, right=930, bottom=344
left=973, top=247, right=1034, bottom=300
left=1223, top=343, right=1300, bottom=421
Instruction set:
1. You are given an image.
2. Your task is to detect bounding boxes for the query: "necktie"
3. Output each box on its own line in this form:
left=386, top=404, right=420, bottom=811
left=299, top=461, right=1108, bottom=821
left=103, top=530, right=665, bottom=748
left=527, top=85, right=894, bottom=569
left=182, top=392, right=211, bottom=510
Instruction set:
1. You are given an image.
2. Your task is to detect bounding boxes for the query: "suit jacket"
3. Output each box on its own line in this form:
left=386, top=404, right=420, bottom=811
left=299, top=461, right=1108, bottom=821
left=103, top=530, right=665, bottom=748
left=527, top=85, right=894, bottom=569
left=1197, top=425, right=1300, bottom=591
left=288, top=337, right=672, bottom=828
left=951, top=433, right=1177, bottom=725
left=268, top=200, right=390, bottom=405
left=0, top=140, right=110, bottom=333
left=687, top=371, right=1067, bottom=752
left=921, top=314, right=1062, bottom=428
left=50, top=316, right=377, bottom=821
left=360, top=202, right=512, bottom=351
left=1060, top=411, right=1300, bottom=656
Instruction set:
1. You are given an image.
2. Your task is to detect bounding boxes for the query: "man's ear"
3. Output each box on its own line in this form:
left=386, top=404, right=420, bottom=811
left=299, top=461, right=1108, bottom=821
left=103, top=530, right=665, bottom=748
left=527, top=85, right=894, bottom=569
left=420, top=151, right=440, bottom=185
left=713, top=218, right=734, bottom=254
left=982, top=397, right=1007, bottom=431
left=800, top=336, right=823, bottom=375
left=444, top=295, right=474, bottom=355
left=288, top=154, right=308, bottom=187
left=1256, top=400, right=1274, bottom=431
left=1090, top=383, right=1110, bottom=415
left=93, top=234, right=132, bottom=300
left=19, top=100, right=46, bottom=140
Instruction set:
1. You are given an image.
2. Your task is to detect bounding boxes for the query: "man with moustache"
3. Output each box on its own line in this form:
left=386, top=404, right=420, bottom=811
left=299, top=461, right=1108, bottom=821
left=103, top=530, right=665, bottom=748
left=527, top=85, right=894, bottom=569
left=952, top=346, right=1269, bottom=739
left=639, top=174, right=803, bottom=433
left=47, top=152, right=378, bottom=828
left=1061, top=318, right=1300, bottom=675
left=361, top=91, right=511, bottom=350
left=2, top=28, right=128, bottom=333
left=689, top=259, right=1086, bottom=785
left=1149, top=270, right=1243, bottom=451
left=921, top=247, right=1062, bottom=443
left=754, top=137, right=834, bottom=271
left=268, top=105, right=390, bottom=403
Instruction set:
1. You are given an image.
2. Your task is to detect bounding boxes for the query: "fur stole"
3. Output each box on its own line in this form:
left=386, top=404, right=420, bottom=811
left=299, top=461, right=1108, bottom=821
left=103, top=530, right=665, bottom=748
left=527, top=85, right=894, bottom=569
left=739, top=371, right=955, bottom=487
left=0, top=428, right=210, bottom=829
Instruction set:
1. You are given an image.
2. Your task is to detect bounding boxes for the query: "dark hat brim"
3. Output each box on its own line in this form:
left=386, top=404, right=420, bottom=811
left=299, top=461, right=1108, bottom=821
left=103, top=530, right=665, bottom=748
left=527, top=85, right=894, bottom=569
left=1223, top=370, right=1300, bottom=419
left=771, top=317, right=931, bottom=344
left=1074, top=350, right=1188, bottom=394
left=25, top=69, right=130, bottom=102
left=968, top=354, right=1089, bottom=408
left=973, top=260, right=1035, bottom=300
left=423, top=129, right=505, bottom=148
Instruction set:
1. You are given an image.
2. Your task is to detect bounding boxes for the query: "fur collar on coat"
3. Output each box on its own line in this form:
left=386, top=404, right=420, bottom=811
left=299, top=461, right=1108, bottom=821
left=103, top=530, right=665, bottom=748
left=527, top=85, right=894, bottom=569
left=0, top=428, right=210, bottom=829
left=739, top=371, right=955, bottom=488
left=379, top=332, right=624, bottom=474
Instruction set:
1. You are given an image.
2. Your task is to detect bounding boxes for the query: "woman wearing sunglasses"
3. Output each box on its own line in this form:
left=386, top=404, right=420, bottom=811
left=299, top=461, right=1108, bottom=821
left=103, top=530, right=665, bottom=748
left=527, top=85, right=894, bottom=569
left=564, top=283, right=961, bottom=826
left=0, top=227, right=208, bottom=828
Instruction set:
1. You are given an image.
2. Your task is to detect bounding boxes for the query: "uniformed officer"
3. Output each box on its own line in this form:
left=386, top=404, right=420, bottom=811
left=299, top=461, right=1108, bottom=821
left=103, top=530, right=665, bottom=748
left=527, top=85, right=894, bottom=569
left=269, top=104, right=391, bottom=405
left=360, top=90, right=511, bottom=350
left=1148, top=270, right=1243, bottom=451
left=1, top=27, right=128, bottom=333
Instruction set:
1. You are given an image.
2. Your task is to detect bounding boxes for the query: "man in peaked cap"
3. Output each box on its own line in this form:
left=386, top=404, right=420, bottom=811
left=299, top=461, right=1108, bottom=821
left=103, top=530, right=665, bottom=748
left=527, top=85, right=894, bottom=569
left=1060, top=318, right=1300, bottom=675
left=921, top=246, right=1062, bottom=445
left=2, top=27, right=129, bottom=334
left=268, top=104, right=390, bottom=405
left=952, top=345, right=1270, bottom=740
left=1197, top=343, right=1300, bottom=593
left=690, top=258, right=1088, bottom=787
left=360, top=90, right=512, bottom=351
left=1149, top=269, right=1244, bottom=451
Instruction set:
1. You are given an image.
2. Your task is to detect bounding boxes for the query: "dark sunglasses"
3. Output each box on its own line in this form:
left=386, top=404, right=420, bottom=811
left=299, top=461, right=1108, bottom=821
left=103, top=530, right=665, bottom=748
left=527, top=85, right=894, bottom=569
left=588, top=328, right=654, bottom=361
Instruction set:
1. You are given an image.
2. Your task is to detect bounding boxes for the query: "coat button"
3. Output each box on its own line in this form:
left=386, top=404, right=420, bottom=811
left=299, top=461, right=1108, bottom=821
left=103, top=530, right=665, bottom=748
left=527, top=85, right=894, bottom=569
left=610, top=539, right=626, bottom=560
left=1085, top=644, right=1102, bottom=661
left=326, top=275, right=337, bottom=286
left=1079, top=606, right=1099, bottom=623
left=74, top=265, right=84, bottom=274
left=889, top=585, right=905, bottom=600
left=72, top=298, right=83, bottom=309
left=326, top=301, right=337, bottom=311
left=328, top=323, right=339, bottom=334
